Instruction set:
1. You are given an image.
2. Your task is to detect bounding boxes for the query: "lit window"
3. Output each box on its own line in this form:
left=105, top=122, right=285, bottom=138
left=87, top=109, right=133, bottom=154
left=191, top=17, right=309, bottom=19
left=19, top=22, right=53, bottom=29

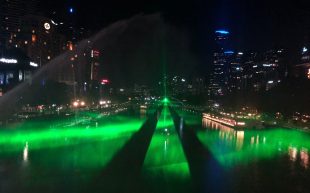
left=32, top=35, right=36, bottom=42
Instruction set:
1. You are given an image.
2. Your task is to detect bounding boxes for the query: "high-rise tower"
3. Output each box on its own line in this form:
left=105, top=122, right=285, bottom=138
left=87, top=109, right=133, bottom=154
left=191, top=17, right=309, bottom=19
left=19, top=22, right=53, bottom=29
left=209, top=30, right=231, bottom=98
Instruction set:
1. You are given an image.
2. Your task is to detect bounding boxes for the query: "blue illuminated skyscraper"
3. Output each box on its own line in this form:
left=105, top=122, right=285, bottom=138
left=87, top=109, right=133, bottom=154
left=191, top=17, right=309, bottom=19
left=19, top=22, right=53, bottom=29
left=208, top=29, right=232, bottom=98
left=215, top=30, right=230, bottom=50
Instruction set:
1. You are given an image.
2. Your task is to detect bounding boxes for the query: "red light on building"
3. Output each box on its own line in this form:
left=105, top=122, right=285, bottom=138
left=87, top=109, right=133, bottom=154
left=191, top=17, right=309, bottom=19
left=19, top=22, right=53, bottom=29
left=101, top=79, right=109, bottom=85
left=91, top=49, right=100, bottom=58
left=94, top=50, right=100, bottom=57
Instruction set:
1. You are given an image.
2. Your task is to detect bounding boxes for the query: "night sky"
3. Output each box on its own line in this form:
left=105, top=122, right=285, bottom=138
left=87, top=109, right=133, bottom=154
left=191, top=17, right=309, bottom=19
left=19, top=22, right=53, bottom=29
left=39, top=0, right=310, bottom=49
left=38, top=0, right=310, bottom=84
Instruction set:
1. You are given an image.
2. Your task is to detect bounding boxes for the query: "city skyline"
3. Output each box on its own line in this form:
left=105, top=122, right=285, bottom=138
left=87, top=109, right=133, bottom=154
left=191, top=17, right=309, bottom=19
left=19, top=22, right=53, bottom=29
left=1, top=1, right=310, bottom=193
left=2, top=0, right=310, bottom=73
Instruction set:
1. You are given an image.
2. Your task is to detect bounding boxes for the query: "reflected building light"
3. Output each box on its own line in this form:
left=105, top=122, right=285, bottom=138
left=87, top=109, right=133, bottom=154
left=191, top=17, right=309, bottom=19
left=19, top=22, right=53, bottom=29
left=289, top=146, right=298, bottom=162
left=300, top=148, right=309, bottom=169
left=219, top=131, right=224, bottom=139
left=18, top=70, right=23, bottom=81
left=251, top=136, right=255, bottom=145
left=236, top=131, right=244, bottom=150
left=180, top=118, right=184, bottom=137
left=23, top=142, right=29, bottom=162
left=256, top=135, right=260, bottom=144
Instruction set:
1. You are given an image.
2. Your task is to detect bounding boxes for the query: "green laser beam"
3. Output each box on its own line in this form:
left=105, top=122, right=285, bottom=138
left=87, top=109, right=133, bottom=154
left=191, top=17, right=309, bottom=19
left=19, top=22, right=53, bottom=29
left=143, top=106, right=190, bottom=181
left=0, top=114, right=146, bottom=170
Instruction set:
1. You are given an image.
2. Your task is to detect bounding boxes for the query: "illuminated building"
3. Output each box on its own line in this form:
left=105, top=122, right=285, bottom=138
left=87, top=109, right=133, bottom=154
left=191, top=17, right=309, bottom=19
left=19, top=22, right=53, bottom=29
left=250, top=49, right=284, bottom=91
left=225, top=49, right=285, bottom=92
left=294, top=46, right=310, bottom=79
left=0, top=49, right=38, bottom=94
left=190, top=77, right=205, bottom=95
left=209, top=29, right=285, bottom=94
left=0, top=0, right=38, bottom=49
left=228, top=52, right=246, bottom=91
left=170, top=76, right=188, bottom=95
left=16, top=15, right=67, bottom=66
left=208, top=30, right=231, bottom=98
left=79, top=48, right=102, bottom=100
left=90, top=49, right=100, bottom=81
left=235, top=49, right=286, bottom=91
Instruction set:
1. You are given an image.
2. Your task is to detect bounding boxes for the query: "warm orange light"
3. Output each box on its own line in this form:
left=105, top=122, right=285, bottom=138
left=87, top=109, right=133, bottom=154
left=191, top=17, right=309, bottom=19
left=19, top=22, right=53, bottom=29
left=32, top=35, right=36, bottom=42
left=73, top=101, right=79, bottom=107
left=68, top=41, right=73, bottom=51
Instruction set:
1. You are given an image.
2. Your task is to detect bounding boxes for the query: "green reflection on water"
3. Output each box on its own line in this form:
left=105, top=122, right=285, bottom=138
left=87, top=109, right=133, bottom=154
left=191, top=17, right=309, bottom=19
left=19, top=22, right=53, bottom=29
left=176, top=109, right=201, bottom=125
left=198, top=118, right=310, bottom=169
left=0, top=115, right=144, bottom=169
left=143, top=107, right=190, bottom=181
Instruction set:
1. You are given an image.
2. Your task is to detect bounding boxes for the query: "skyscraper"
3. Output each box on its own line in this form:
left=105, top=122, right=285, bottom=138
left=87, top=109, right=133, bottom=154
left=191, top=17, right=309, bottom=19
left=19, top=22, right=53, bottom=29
left=0, top=0, right=38, bottom=49
left=229, top=52, right=245, bottom=91
left=209, top=30, right=231, bottom=98
left=294, top=46, right=310, bottom=79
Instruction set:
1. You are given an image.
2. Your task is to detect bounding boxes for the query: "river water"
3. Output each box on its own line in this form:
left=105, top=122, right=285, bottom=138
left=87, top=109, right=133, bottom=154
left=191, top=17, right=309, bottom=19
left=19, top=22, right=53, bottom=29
left=0, top=108, right=309, bottom=193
